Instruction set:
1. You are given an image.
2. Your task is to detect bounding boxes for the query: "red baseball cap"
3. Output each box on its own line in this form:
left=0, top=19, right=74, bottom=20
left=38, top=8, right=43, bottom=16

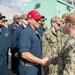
left=27, top=10, right=41, bottom=20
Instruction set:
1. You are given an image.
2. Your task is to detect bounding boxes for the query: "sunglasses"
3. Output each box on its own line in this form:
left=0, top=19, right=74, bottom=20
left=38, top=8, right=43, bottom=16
left=40, top=20, right=45, bottom=22
left=24, top=19, right=28, bottom=21
left=3, top=20, right=7, bottom=22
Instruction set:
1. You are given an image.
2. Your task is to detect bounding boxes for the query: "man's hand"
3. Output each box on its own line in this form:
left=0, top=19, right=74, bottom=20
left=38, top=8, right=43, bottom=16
left=42, top=57, right=51, bottom=66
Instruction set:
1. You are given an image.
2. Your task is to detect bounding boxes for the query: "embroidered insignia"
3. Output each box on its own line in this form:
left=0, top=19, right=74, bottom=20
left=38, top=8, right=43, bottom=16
left=5, top=32, right=8, bottom=37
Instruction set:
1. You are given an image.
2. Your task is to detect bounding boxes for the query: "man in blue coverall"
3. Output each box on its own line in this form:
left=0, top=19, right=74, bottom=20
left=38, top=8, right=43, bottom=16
left=12, top=14, right=28, bottom=50
left=12, top=14, right=28, bottom=75
left=0, top=13, right=9, bottom=75
left=18, top=10, right=51, bottom=75
left=8, top=15, right=20, bottom=74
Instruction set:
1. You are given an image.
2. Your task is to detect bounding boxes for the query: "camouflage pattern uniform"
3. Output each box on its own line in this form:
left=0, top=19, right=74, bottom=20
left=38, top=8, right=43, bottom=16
left=58, top=35, right=75, bottom=75
left=42, top=27, right=59, bottom=75
left=42, top=26, right=68, bottom=75
left=57, top=26, right=68, bottom=52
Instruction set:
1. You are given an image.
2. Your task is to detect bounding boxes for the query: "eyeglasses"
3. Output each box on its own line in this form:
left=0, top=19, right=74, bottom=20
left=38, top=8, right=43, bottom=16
left=3, top=20, right=5, bottom=22
left=24, top=19, right=28, bottom=21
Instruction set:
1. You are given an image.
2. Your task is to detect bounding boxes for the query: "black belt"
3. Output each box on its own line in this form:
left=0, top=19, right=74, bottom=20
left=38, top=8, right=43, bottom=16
left=20, top=60, right=38, bottom=66
left=0, top=53, right=5, bottom=57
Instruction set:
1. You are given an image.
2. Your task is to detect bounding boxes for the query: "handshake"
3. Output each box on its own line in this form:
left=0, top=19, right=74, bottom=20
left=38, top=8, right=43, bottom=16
left=42, top=57, right=51, bottom=66
left=41, top=57, right=58, bottom=66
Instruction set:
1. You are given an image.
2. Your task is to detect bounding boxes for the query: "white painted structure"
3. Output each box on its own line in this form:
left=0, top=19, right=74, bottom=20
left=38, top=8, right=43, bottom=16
left=0, top=4, right=22, bottom=21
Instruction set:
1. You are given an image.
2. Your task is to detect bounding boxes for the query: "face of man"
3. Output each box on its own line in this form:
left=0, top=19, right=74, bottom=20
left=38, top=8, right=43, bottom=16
left=20, top=15, right=28, bottom=25
left=14, top=18, right=20, bottom=24
left=27, top=10, right=42, bottom=30
left=38, top=19, right=45, bottom=26
left=64, top=22, right=70, bottom=34
left=22, top=19, right=28, bottom=25
left=28, top=18, right=40, bottom=29
left=0, top=18, right=3, bottom=25
left=2, top=18, right=7, bottom=25
left=13, top=15, right=20, bottom=25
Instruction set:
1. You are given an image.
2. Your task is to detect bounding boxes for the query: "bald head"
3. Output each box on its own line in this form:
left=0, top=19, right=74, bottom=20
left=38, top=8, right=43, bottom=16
left=13, top=15, right=19, bottom=20
left=13, top=15, right=20, bottom=25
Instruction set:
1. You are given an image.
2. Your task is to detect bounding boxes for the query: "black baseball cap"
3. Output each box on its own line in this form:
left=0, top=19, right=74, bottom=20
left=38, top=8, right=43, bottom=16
left=0, top=13, right=6, bottom=19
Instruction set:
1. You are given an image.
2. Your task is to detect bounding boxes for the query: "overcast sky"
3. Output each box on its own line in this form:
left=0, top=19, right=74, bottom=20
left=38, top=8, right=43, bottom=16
left=0, top=0, right=34, bottom=12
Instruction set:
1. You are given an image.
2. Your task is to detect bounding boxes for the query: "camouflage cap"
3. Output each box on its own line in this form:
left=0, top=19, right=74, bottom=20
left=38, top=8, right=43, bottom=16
left=51, top=16, right=61, bottom=25
left=61, top=13, right=68, bottom=23
left=65, top=12, right=75, bottom=24
left=62, top=13, right=68, bottom=19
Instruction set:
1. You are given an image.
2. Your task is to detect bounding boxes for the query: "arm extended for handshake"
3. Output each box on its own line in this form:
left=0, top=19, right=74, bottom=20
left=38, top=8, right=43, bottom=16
left=21, top=52, right=51, bottom=66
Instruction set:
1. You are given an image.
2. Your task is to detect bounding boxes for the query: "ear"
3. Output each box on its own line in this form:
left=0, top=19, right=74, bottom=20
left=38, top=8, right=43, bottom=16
left=68, top=23, right=72, bottom=28
left=38, top=21, right=41, bottom=23
left=68, top=23, right=73, bottom=31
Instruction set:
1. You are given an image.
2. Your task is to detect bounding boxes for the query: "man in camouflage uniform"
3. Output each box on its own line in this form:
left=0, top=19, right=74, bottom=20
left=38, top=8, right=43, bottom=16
left=42, top=16, right=62, bottom=75
left=58, top=12, right=75, bottom=75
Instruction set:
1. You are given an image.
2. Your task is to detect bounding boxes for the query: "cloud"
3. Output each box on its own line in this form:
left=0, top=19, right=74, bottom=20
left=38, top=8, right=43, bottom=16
left=0, top=0, right=33, bottom=12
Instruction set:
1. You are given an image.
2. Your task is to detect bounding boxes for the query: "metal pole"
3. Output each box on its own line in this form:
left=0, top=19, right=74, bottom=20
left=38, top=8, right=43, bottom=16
left=71, top=0, right=74, bottom=5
